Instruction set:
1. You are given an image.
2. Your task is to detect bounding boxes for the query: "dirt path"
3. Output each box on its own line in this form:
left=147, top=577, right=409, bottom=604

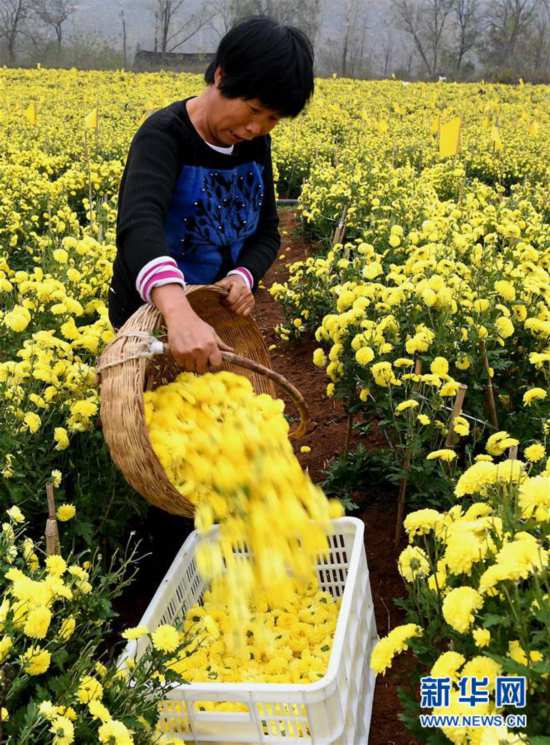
left=115, top=207, right=418, bottom=745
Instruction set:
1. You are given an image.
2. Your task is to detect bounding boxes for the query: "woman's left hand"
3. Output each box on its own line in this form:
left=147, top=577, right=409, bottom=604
left=215, top=275, right=255, bottom=316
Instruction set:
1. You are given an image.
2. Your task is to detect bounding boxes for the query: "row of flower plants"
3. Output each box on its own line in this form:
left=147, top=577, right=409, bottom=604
left=268, top=85, right=549, bottom=742
left=0, top=68, right=548, bottom=742
left=0, top=503, right=207, bottom=744
left=0, top=68, right=375, bottom=744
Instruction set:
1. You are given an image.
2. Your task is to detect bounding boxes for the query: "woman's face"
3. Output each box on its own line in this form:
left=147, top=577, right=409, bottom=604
left=208, top=66, right=281, bottom=146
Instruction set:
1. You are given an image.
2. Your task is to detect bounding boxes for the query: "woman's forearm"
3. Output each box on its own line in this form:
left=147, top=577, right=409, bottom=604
left=151, top=284, right=196, bottom=321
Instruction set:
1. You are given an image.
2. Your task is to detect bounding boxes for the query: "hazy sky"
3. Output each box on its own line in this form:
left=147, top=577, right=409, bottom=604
left=70, top=0, right=393, bottom=58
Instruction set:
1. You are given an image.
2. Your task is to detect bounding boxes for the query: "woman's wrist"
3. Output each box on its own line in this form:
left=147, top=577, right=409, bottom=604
left=151, top=284, right=195, bottom=320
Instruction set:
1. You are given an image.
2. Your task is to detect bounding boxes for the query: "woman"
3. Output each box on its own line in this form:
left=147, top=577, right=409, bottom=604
left=108, top=15, right=314, bottom=373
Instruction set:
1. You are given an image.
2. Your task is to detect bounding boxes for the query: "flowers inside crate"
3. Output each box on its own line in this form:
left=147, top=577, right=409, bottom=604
left=122, top=517, right=378, bottom=745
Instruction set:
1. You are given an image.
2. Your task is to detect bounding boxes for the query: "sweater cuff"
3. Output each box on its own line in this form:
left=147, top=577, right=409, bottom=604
left=227, top=267, right=253, bottom=291
left=136, top=256, right=185, bottom=303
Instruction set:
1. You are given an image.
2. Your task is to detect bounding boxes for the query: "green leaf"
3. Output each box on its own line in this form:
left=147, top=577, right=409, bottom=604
left=480, top=613, right=510, bottom=628
left=532, top=660, right=550, bottom=674
left=488, top=654, right=532, bottom=676
left=52, top=648, right=70, bottom=671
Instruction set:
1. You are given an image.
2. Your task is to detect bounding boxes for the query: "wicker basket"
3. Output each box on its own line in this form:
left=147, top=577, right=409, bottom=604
left=97, top=285, right=309, bottom=517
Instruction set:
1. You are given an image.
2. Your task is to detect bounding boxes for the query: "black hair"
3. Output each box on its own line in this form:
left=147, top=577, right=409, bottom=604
left=205, top=16, right=314, bottom=118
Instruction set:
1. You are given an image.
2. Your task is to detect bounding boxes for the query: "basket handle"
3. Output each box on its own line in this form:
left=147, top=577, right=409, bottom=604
left=149, top=340, right=309, bottom=440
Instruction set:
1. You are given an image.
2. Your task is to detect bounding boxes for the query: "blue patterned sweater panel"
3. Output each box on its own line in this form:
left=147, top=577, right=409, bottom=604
left=164, top=161, right=265, bottom=284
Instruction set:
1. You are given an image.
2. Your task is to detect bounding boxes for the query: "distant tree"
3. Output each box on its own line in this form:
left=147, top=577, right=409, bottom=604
left=480, top=0, right=540, bottom=71
left=381, top=30, right=396, bottom=76
left=120, top=8, right=127, bottom=68
left=62, top=29, right=124, bottom=69
left=390, top=0, right=454, bottom=79
left=503, top=0, right=550, bottom=79
left=207, top=0, right=237, bottom=37
left=450, top=0, right=481, bottom=74
left=319, top=0, right=371, bottom=78
left=0, top=0, right=31, bottom=63
left=31, top=0, right=77, bottom=51
left=228, top=0, right=322, bottom=46
left=529, top=0, right=550, bottom=76
left=341, top=0, right=370, bottom=76
left=151, top=0, right=214, bottom=53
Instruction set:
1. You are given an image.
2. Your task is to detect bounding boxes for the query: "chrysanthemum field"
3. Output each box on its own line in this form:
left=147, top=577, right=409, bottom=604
left=0, top=69, right=548, bottom=744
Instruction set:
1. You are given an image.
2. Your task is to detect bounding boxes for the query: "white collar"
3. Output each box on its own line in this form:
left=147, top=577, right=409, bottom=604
left=204, top=139, right=234, bottom=155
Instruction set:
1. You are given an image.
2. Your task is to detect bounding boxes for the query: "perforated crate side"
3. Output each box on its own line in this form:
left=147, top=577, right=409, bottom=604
left=123, top=518, right=377, bottom=745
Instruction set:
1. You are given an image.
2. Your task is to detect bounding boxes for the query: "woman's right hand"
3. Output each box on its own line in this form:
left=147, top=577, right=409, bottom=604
left=151, top=285, right=233, bottom=373
left=166, top=312, right=233, bottom=373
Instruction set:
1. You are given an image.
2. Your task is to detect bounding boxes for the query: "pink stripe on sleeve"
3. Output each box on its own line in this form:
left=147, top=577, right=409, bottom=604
left=228, top=266, right=254, bottom=290
left=142, top=268, right=185, bottom=303
left=137, top=258, right=178, bottom=296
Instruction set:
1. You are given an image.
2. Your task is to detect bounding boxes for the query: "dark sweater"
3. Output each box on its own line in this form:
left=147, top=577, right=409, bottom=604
left=108, top=97, right=280, bottom=329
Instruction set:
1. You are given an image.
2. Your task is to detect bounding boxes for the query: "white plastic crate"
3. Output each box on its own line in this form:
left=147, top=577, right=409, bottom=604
left=123, top=517, right=378, bottom=745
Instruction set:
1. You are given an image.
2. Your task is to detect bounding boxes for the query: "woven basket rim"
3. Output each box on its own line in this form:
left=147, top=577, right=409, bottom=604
left=98, top=287, right=301, bottom=516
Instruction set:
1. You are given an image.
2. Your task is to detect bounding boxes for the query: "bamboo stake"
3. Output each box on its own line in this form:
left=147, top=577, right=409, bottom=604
left=508, top=444, right=518, bottom=460
left=45, top=483, right=60, bottom=556
left=332, top=204, right=348, bottom=248
left=480, top=340, right=499, bottom=429
left=458, top=161, right=466, bottom=204
left=83, top=129, right=95, bottom=229
left=394, top=359, right=422, bottom=548
left=394, top=449, right=412, bottom=549
left=445, top=384, right=468, bottom=447
left=344, top=410, right=354, bottom=454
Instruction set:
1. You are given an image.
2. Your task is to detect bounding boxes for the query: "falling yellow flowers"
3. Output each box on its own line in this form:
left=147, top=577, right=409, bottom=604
left=145, top=370, right=343, bottom=645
